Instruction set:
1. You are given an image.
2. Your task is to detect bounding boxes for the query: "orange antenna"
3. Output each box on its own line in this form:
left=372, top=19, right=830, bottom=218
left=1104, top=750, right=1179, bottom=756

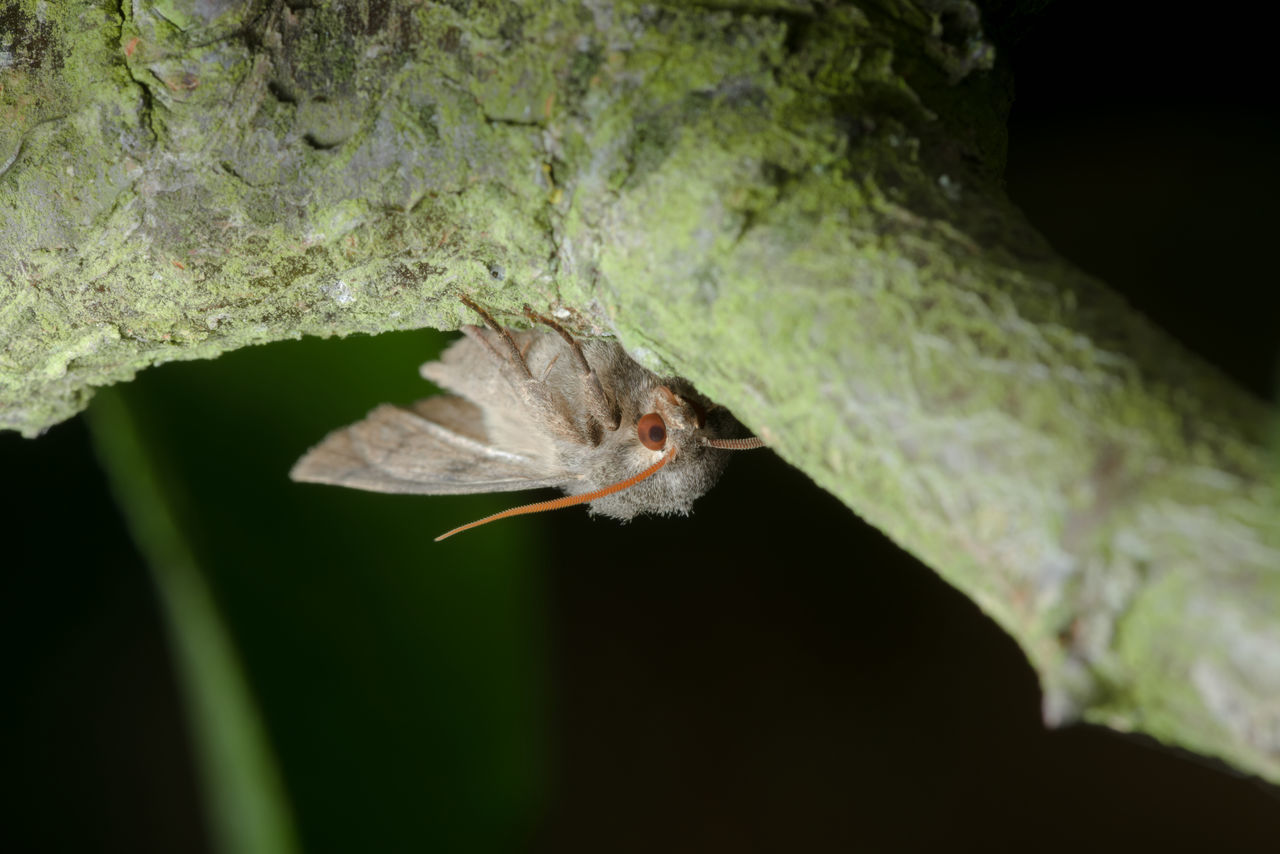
left=702, top=437, right=766, bottom=450
left=435, top=447, right=677, bottom=542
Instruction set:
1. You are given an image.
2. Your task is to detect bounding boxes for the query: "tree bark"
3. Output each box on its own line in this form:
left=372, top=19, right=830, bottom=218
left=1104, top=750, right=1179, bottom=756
left=3, top=1, right=1277, bottom=782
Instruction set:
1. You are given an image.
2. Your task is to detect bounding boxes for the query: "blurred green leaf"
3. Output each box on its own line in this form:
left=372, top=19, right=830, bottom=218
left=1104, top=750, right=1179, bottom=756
left=87, top=388, right=299, bottom=854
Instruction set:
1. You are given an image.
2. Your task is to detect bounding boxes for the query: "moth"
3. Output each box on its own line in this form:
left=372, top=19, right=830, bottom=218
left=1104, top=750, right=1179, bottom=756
left=291, top=297, right=764, bottom=540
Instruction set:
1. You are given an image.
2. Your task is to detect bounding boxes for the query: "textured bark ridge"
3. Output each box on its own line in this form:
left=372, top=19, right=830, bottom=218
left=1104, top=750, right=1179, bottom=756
left=3, top=1, right=1278, bottom=782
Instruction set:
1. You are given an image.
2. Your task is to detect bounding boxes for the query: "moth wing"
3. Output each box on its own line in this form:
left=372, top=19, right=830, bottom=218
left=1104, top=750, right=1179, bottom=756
left=405, top=395, right=487, bottom=443
left=421, top=329, right=587, bottom=449
left=290, top=398, right=572, bottom=495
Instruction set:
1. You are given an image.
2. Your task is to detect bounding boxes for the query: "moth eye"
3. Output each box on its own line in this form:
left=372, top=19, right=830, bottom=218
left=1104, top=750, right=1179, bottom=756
left=637, top=412, right=667, bottom=451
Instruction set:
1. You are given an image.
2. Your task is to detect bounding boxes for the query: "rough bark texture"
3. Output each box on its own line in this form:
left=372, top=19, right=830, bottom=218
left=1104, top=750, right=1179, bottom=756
left=3, top=1, right=1278, bottom=782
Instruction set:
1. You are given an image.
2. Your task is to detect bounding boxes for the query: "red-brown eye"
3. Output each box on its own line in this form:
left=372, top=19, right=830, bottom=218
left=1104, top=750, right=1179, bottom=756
left=637, top=412, right=667, bottom=450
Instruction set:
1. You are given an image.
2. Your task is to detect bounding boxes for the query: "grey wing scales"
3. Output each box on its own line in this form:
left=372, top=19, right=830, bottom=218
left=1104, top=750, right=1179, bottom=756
left=290, top=398, right=571, bottom=495
left=422, top=329, right=588, bottom=450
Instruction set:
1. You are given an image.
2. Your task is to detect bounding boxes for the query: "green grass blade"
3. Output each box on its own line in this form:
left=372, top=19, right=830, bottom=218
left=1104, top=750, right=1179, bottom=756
left=86, top=387, right=298, bottom=854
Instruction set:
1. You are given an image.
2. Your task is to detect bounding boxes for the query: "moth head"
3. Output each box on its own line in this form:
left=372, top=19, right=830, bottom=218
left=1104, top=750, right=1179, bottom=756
left=638, top=383, right=765, bottom=454
left=434, top=385, right=763, bottom=541
left=635, top=384, right=701, bottom=452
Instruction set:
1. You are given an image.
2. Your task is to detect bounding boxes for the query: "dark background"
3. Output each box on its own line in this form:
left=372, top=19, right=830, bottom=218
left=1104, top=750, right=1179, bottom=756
left=4, top=2, right=1278, bottom=851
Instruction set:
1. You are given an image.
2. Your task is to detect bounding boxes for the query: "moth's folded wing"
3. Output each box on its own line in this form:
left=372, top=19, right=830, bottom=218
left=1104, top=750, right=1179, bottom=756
left=422, top=330, right=585, bottom=449
left=290, top=399, right=570, bottom=495
left=420, top=330, right=546, bottom=405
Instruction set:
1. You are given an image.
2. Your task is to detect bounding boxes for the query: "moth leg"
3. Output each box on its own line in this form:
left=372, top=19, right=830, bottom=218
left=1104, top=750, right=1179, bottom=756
left=522, top=305, right=622, bottom=432
left=539, top=352, right=561, bottom=382
left=459, top=296, right=582, bottom=442
left=459, top=295, right=533, bottom=380
left=460, top=324, right=511, bottom=369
